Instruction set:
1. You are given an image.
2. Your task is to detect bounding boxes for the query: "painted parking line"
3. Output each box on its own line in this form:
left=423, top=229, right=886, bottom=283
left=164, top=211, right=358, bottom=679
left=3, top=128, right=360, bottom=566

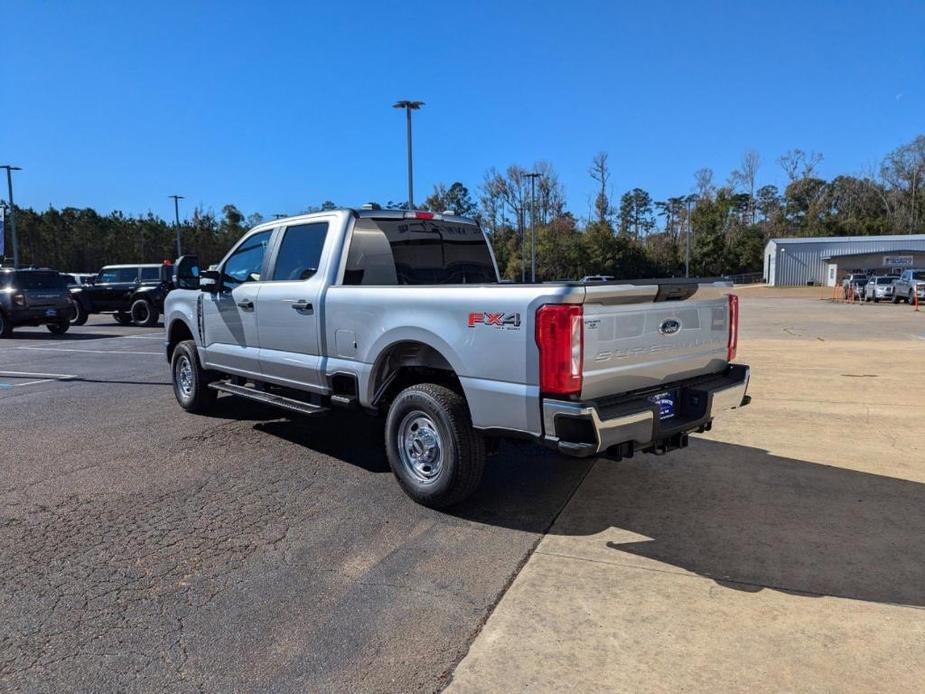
left=17, top=346, right=162, bottom=356
left=0, top=370, right=79, bottom=379
left=0, top=370, right=77, bottom=390
left=122, top=335, right=165, bottom=340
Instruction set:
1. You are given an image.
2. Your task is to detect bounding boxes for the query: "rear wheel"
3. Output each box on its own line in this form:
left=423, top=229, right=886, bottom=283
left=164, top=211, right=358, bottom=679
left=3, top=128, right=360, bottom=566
left=69, top=301, right=88, bottom=326
left=47, top=321, right=70, bottom=335
left=385, top=383, right=485, bottom=509
left=0, top=312, right=11, bottom=338
left=171, top=340, right=217, bottom=413
left=114, top=312, right=133, bottom=325
left=131, top=298, right=159, bottom=327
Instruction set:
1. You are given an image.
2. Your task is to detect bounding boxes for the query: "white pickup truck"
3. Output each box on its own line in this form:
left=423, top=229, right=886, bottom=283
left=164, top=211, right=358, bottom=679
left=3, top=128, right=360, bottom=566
left=165, top=207, right=750, bottom=507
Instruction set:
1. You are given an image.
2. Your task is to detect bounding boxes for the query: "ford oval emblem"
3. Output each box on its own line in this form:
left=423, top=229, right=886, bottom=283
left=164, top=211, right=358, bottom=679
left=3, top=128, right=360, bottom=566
left=659, top=318, right=682, bottom=335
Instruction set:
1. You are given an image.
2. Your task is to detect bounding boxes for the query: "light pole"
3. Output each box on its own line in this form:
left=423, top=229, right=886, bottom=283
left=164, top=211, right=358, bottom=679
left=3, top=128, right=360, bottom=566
left=1, top=165, right=22, bottom=267
left=169, top=194, right=184, bottom=258
left=392, top=100, right=424, bottom=209
left=684, top=194, right=699, bottom=278
left=525, top=172, right=541, bottom=283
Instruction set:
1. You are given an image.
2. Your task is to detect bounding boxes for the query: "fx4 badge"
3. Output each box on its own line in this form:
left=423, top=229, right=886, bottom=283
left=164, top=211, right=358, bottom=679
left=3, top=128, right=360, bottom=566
left=468, top=311, right=522, bottom=329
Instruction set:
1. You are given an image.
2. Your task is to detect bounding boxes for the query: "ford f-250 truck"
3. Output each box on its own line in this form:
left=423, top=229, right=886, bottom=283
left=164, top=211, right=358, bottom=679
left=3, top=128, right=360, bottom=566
left=164, top=207, right=750, bottom=508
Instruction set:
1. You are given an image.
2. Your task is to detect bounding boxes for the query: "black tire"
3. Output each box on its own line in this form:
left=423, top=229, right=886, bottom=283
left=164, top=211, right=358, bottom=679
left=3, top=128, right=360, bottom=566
left=47, top=321, right=70, bottom=335
left=70, top=300, right=88, bottom=326
left=384, top=383, right=485, bottom=509
left=131, top=298, right=159, bottom=327
left=114, top=312, right=133, bottom=325
left=909, top=291, right=915, bottom=305
left=0, top=311, right=11, bottom=338
left=892, top=293, right=900, bottom=304
left=171, top=340, right=217, bottom=413
left=873, top=297, right=880, bottom=303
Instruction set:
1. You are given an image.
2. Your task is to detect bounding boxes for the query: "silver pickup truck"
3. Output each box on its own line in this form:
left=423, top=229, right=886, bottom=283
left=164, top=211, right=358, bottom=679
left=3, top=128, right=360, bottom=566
left=164, top=207, right=750, bottom=507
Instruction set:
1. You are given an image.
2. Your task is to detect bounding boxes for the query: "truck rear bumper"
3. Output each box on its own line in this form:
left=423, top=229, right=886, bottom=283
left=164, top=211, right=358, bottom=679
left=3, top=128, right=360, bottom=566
left=542, top=364, right=750, bottom=458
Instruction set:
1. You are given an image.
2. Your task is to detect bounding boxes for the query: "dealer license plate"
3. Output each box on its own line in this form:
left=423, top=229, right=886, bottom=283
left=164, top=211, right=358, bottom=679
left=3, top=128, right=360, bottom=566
left=650, top=390, right=677, bottom=420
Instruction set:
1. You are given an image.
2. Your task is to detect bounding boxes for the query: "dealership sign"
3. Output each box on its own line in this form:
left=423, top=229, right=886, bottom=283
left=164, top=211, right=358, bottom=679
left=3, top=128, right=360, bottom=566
left=884, top=255, right=914, bottom=266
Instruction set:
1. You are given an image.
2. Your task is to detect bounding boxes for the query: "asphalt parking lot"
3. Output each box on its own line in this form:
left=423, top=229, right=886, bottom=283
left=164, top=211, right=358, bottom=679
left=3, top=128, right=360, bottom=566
left=2, top=294, right=923, bottom=693
left=0, top=316, right=590, bottom=692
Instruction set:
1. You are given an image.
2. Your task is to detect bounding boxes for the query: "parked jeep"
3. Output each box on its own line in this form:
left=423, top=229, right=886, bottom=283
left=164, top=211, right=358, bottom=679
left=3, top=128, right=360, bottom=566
left=0, top=268, right=74, bottom=337
left=70, top=263, right=173, bottom=326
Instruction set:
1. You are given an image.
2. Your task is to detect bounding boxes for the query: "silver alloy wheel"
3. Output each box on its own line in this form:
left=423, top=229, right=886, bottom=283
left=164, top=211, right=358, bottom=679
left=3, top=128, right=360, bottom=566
left=176, top=355, right=194, bottom=399
left=133, top=301, right=150, bottom=323
left=397, top=410, right=444, bottom=484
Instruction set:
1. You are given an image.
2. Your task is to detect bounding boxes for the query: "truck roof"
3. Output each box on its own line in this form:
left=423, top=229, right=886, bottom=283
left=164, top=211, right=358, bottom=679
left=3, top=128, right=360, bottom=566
left=258, top=208, right=479, bottom=230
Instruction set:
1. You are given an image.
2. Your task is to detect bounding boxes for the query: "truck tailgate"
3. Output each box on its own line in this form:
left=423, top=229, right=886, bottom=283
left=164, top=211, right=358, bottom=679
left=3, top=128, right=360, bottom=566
left=580, top=283, right=731, bottom=399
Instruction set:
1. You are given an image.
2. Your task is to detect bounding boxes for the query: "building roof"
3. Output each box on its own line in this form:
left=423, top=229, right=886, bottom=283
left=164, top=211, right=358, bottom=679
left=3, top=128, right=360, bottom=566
left=821, top=248, right=924, bottom=260
left=769, top=234, right=925, bottom=245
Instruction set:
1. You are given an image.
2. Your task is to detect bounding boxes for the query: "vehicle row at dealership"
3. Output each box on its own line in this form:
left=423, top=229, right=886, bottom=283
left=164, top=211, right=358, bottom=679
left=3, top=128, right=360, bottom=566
left=0, top=262, right=175, bottom=336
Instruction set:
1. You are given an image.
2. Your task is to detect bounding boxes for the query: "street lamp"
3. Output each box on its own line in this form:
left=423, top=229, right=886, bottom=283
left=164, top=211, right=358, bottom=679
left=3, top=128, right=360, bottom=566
left=1, top=165, right=22, bottom=267
left=684, top=194, right=699, bottom=278
left=525, top=172, right=541, bottom=283
left=169, top=194, right=184, bottom=258
left=392, top=100, right=424, bottom=209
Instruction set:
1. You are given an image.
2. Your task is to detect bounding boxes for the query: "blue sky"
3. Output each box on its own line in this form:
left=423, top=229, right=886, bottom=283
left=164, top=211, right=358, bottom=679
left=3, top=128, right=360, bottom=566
left=1, top=0, right=923, bottom=222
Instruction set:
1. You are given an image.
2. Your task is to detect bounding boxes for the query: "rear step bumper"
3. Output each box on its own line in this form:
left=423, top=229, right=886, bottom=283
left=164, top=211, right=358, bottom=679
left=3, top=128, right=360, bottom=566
left=542, top=364, right=750, bottom=459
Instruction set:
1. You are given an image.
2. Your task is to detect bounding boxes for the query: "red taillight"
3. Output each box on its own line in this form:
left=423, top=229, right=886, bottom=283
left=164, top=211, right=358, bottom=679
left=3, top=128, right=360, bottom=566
left=536, top=304, right=583, bottom=396
left=727, top=294, right=739, bottom=362
left=404, top=211, right=435, bottom=220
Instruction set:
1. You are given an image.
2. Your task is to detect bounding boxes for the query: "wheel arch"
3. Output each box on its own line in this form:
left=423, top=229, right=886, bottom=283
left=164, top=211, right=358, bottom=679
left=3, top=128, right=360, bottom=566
left=369, top=340, right=462, bottom=410
left=166, top=318, right=196, bottom=360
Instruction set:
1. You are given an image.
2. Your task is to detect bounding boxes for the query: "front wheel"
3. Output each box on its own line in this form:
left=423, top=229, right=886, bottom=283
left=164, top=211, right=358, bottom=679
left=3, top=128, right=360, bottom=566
left=171, top=340, right=217, bottom=413
left=69, top=301, right=88, bottom=325
left=385, top=383, right=485, bottom=509
left=131, top=298, right=159, bottom=327
left=47, top=321, right=70, bottom=335
left=0, top=312, right=11, bottom=338
left=892, top=294, right=900, bottom=304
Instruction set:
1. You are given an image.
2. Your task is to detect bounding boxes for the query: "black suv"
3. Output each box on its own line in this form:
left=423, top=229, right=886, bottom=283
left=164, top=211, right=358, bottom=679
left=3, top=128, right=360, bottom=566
left=70, top=263, right=173, bottom=327
left=0, top=268, right=74, bottom=337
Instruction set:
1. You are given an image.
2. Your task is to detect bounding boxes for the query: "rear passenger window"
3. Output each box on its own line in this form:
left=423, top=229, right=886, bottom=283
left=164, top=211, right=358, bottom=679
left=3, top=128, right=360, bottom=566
left=140, top=267, right=161, bottom=281
left=271, top=222, right=329, bottom=281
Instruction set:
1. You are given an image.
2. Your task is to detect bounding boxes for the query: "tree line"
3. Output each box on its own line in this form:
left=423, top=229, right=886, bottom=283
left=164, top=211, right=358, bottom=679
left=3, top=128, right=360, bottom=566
left=4, top=135, right=923, bottom=280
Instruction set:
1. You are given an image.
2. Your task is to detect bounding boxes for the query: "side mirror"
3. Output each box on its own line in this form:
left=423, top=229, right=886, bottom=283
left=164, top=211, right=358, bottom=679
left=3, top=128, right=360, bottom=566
left=199, top=269, right=220, bottom=293
left=174, top=255, right=201, bottom=290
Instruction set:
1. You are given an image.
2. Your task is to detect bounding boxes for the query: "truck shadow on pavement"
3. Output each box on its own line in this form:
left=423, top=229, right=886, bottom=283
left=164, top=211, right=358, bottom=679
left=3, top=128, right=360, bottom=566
left=246, top=408, right=594, bottom=508
left=523, top=438, right=925, bottom=608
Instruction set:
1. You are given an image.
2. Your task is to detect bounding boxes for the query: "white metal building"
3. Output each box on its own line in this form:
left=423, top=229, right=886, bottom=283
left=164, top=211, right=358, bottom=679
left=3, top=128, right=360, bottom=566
left=763, top=235, right=925, bottom=286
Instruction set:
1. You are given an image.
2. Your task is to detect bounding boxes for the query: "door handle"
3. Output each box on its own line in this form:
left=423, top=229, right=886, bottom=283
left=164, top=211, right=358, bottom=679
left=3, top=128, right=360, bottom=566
left=236, top=299, right=255, bottom=310
left=290, top=300, right=313, bottom=314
